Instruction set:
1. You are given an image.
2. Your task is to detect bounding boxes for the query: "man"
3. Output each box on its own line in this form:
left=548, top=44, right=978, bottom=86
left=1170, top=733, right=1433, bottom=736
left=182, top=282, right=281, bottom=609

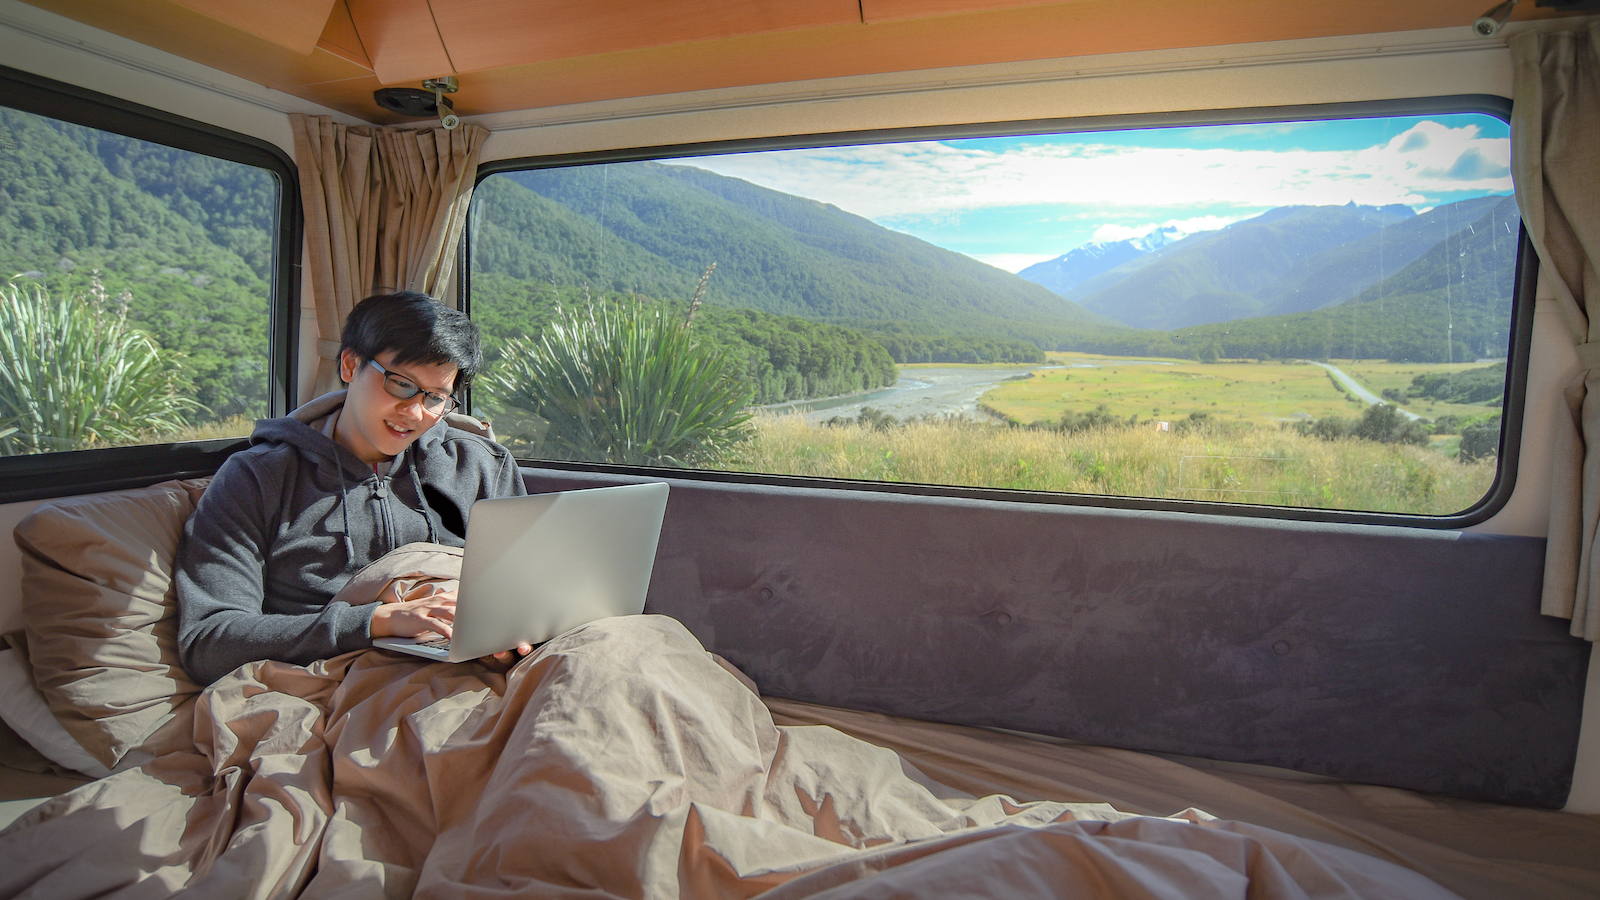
left=177, top=291, right=527, bottom=685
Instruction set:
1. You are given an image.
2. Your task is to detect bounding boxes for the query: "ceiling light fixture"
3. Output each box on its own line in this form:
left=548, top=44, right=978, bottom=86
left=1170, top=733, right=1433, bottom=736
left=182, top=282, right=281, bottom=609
left=372, top=76, right=461, bottom=130
left=1473, top=0, right=1518, bottom=36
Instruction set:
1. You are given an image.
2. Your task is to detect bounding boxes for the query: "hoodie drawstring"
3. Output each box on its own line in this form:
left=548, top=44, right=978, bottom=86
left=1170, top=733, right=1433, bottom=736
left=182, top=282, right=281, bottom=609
left=336, top=465, right=356, bottom=562
left=333, top=447, right=440, bottom=565
left=407, top=445, right=440, bottom=544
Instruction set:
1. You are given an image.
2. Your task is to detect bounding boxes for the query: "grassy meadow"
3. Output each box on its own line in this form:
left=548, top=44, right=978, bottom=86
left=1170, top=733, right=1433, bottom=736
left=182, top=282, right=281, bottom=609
left=726, top=352, right=1506, bottom=515
left=979, top=353, right=1499, bottom=426
left=730, top=412, right=1498, bottom=515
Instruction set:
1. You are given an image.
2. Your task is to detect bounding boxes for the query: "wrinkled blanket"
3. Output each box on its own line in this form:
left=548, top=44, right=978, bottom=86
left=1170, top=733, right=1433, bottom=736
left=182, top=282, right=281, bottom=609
left=0, top=615, right=1461, bottom=899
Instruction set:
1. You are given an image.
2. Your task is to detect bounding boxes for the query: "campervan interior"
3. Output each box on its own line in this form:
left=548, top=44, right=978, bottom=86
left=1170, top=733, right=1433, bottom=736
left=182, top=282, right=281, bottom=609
left=1, top=1, right=1599, bottom=898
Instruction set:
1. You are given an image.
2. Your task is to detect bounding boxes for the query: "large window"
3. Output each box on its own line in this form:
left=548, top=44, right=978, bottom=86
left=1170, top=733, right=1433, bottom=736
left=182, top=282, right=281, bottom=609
left=0, top=69, right=291, bottom=498
left=467, top=102, right=1528, bottom=520
left=1, top=105, right=277, bottom=445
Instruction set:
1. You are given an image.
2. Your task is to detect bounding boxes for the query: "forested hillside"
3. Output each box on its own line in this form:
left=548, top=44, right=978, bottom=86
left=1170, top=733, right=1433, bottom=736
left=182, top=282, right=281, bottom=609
left=0, top=107, right=274, bottom=422
left=474, top=164, right=1115, bottom=347
left=1252, top=195, right=1507, bottom=317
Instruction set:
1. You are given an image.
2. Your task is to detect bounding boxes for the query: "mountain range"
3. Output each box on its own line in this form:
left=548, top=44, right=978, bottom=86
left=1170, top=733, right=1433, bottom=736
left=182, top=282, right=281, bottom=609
left=1017, top=225, right=1179, bottom=296
left=475, top=161, right=1521, bottom=364
left=1019, top=196, right=1515, bottom=332
left=1169, top=195, right=1523, bottom=364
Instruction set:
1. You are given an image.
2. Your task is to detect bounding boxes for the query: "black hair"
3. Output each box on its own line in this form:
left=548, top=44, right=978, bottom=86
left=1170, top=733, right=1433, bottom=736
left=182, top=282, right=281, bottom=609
left=340, top=291, right=482, bottom=391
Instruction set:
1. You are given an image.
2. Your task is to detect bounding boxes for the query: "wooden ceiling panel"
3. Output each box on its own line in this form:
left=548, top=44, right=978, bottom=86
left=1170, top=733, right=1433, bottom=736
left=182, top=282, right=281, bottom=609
left=20, top=0, right=377, bottom=94
left=16, top=0, right=1573, bottom=123
left=861, top=0, right=1068, bottom=24
left=430, top=0, right=862, bottom=73
left=316, top=0, right=372, bottom=69
left=162, top=0, right=338, bottom=54
left=345, top=0, right=454, bottom=85
left=439, top=0, right=1541, bottom=117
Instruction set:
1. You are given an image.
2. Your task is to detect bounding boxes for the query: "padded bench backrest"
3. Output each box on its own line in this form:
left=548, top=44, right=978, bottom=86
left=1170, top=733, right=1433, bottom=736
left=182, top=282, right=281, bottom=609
left=526, top=468, right=1591, bottom=809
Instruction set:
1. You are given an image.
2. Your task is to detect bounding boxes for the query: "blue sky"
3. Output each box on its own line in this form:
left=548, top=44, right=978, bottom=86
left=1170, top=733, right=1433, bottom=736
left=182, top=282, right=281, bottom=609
left=680, top=114, right=1512, bottom=272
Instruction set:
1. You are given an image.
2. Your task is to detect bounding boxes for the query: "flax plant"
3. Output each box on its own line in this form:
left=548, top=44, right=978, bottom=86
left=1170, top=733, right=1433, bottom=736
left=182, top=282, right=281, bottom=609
left=0, top=279, right=196, bottom=455
left=479, top=300, right=753, bottom=467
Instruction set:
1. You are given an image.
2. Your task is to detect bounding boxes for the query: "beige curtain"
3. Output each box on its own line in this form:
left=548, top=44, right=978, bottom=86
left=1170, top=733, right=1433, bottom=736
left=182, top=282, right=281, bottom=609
left=289, top=114, right=489, bottom=396
left=1511, top=23, right=1600, bottom=641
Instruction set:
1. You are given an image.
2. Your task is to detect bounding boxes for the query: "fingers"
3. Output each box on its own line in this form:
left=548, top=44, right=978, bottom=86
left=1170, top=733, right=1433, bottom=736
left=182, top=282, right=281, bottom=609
left=386, top=594, right=456, bottom=639
left=490, top=643, right=535, bottom=663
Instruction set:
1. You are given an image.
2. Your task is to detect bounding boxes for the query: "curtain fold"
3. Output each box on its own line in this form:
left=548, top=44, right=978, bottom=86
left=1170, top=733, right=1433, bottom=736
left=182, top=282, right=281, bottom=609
left=290, top=115, right=489, bottom=396
left=1511, top=23, right=1600, bottom=641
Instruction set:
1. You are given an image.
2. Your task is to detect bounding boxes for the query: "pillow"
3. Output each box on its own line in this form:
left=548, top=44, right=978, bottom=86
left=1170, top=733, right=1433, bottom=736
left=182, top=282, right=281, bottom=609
left=0, top=648, right=109, bottom=778
left=14, top=478, right=209, bottom=770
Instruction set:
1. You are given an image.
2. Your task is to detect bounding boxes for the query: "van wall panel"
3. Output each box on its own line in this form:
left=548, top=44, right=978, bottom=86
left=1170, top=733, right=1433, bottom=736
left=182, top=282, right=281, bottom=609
left=528, top=468, right=1588, bottom=809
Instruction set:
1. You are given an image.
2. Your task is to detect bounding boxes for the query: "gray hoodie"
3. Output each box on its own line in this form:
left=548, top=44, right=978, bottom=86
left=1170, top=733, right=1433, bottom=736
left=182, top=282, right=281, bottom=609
left=176, top=392, right=527, bottom=685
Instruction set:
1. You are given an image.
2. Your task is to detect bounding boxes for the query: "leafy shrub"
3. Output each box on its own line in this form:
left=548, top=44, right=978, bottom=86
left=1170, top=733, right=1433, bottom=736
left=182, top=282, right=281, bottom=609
left=1297, top=415, right=1354, bottom=441
left=1430, top=414, right=1463, bottom=436
left=827, top=406, right=899, bottom=431
left=1458, top=417, right=1502, bottom=461
left=1057, top=404, right=1125, bottom=434
left=1353, top=403, right=1430, bottom=446
left=1298, top=404, right=1428, bottom=446
left=477, top=301, right=754, bottom=467
left=1173, top=411, right=1251, bottom=437
left=0, top=280, right=196, bottom=454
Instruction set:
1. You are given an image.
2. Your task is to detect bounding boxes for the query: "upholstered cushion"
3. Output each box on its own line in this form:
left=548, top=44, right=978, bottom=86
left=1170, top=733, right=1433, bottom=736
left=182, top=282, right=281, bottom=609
left=0, top=648, right=109, bottom=777
left=13, top=479, right=208, bottom=770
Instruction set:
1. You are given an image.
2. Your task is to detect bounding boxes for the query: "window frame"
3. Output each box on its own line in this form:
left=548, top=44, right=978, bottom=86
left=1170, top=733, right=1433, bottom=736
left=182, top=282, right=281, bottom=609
left=0, top=64, right=300, bottom=504
left=466, top=94, right=1534, bottom=529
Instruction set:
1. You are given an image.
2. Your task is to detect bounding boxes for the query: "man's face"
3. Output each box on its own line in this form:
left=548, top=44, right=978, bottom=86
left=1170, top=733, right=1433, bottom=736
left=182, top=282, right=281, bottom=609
left=335, top=348, right=460, bottom=465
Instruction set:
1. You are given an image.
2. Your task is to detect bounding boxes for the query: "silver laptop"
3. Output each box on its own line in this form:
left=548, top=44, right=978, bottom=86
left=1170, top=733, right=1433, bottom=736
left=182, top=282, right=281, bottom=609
left=372, top=482, right=669, bottom=663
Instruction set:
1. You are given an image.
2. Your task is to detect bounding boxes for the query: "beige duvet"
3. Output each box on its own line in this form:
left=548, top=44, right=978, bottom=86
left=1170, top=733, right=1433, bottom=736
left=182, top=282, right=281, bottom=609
left=0, top=612, right=1461, bottom=899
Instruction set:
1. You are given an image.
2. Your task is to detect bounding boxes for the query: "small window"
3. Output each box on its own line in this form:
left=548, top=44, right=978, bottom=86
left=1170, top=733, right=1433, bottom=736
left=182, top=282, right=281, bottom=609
left=468, top=104, right=1524, bottom=519
left=1, top=100, right=280, bottom=460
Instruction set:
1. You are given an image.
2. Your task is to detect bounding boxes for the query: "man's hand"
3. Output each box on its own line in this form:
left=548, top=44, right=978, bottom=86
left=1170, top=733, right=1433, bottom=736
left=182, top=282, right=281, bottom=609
left=491, top=642, right=534, bottom=664
left=371, top=581, right=457, bottom=639
left=373, top=579, right=531, bottom=663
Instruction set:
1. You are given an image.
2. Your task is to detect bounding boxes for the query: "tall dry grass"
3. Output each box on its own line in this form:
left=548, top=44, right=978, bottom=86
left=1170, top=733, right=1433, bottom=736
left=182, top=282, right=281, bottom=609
left=729, top=412, right=1497, bottom=515
left=161, top=415, right=256, bottom=442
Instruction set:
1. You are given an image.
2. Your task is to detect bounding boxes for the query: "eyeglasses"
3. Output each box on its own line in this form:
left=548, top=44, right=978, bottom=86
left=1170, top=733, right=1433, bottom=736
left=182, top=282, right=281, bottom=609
left=367, top=359, right=459, bottom=415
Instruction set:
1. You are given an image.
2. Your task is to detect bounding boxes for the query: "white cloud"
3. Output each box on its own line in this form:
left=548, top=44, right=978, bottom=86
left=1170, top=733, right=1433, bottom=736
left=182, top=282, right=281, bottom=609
left=1089, top=215, right=1248, bottom=244
left=1090, top=223, right=1157, bottom=243
left=677, top=120, right=1511, bottom=222
left=969, top=252, right=1060, bottom=273
left=1162, top=214, right=1248, bottom=235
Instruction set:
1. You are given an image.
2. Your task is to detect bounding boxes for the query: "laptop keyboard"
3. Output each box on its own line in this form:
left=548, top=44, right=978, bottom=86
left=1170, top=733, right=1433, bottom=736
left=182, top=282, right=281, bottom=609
left=415, top=634, right=451, bottom=649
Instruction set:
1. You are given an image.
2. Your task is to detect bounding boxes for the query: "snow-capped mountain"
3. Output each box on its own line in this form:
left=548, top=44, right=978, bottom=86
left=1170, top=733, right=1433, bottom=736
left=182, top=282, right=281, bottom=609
left=1018, top=225, right=1180, bottom=296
